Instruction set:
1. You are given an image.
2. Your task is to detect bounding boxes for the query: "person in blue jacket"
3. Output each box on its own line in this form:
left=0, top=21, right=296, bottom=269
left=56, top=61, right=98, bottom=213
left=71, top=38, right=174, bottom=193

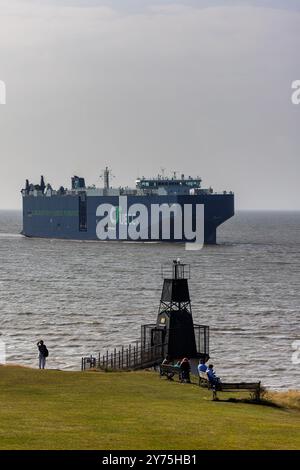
left=206, top=364, right=221, bottom=387
left=198, top=359, right=208, bottom=374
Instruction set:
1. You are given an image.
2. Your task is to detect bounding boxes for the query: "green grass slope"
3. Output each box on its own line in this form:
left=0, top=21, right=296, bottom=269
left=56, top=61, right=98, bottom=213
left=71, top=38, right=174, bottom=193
left=0, top=366, right=299, bottom=450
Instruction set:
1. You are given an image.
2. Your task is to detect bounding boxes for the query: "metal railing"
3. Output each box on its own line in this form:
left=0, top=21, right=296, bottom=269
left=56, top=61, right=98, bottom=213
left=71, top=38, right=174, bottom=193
left=81, top=325, right=209, bottom=371
left=194, top=324, right=209, bottom=357
left=82, top=341, right=167, bottom=371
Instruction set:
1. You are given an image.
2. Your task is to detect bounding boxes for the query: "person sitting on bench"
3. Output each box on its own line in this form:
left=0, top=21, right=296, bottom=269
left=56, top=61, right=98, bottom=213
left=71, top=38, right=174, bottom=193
left=180, top=357, right=191, bottom=383
left=161, top=355, right=175, bottom=379
left=206, top=364, right=221, bottom=387
left=162, top=355, right=171, bottom=365
left=198, top=359, right=208, bottom=374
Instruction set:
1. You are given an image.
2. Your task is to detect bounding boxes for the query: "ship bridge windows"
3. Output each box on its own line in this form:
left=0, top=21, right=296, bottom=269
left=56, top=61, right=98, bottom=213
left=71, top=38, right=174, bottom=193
left=140, top=181, right=157, bottom=188
left=137, top=178, right=201, bottom=190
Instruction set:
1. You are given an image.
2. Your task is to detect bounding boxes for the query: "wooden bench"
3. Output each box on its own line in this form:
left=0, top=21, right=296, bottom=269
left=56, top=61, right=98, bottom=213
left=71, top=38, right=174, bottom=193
left=160, top=363, right=182, bottom=381
left=199, top=372, right=261, bottom=401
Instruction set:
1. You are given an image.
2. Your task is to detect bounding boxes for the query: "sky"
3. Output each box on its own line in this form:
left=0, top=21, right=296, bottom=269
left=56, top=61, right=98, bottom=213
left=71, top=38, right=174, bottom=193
left=0, top=0, right=299, bottom=210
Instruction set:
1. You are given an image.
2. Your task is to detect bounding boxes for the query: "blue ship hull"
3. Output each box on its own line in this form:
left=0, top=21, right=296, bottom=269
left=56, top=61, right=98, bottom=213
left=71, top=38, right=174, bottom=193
left=22, top=193, right=234, bottom=244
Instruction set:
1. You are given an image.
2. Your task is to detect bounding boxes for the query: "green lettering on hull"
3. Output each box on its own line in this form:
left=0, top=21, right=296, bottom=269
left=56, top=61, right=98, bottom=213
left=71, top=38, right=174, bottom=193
left=29, top=210, right=78, bottom=217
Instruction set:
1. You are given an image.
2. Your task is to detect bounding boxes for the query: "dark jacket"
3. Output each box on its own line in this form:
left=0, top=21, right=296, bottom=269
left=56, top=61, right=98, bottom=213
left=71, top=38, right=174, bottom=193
left=38, top=344, right=48, bottom=357
left=180, top=360, right=190, bottom=372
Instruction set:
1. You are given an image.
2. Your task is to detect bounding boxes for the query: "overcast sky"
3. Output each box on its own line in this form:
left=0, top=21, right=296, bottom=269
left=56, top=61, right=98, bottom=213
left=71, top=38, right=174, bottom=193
left=0, top=0, right=299, bottom=210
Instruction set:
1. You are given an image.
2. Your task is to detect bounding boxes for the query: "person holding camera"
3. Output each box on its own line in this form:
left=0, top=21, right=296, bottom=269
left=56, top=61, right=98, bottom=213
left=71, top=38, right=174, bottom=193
left=37, top=340, right=49, bottom=369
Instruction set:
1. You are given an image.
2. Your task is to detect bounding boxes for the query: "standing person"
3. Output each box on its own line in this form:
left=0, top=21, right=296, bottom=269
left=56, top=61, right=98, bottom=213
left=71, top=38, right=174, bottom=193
left=37, top=340, right=48, bottom=369
left=180, top=357, right=191, bottom=383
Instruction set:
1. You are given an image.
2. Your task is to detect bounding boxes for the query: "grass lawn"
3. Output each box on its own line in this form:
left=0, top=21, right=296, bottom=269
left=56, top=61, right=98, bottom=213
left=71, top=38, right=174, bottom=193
left=0, top=366, right=299, bottom=450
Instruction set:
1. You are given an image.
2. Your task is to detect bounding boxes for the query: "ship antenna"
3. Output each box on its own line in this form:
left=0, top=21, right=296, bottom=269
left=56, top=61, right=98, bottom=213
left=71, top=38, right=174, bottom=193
left=100, top=166, right=115, bottom=189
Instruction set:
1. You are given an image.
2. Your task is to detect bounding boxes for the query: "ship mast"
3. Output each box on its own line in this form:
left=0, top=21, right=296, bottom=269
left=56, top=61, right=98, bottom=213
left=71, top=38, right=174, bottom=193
left=100, top=166, right=114, bottom=190
left=104, top=166, right=109, bottom=189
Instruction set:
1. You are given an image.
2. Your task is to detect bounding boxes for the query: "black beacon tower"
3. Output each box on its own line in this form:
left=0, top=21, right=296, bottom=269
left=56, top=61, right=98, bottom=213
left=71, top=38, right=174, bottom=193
left=83, top=259, right=209, bottom=371
left=142, top=260, right=209, bottom=362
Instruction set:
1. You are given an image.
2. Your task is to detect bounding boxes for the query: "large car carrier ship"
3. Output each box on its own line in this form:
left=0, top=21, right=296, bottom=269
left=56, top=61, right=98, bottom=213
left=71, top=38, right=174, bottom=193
left=21, top=168, right=234, bottom=245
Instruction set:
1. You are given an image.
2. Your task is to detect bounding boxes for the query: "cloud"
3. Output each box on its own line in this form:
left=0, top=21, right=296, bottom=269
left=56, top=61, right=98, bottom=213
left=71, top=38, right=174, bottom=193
left=0, top=0, right=299, bottom=209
